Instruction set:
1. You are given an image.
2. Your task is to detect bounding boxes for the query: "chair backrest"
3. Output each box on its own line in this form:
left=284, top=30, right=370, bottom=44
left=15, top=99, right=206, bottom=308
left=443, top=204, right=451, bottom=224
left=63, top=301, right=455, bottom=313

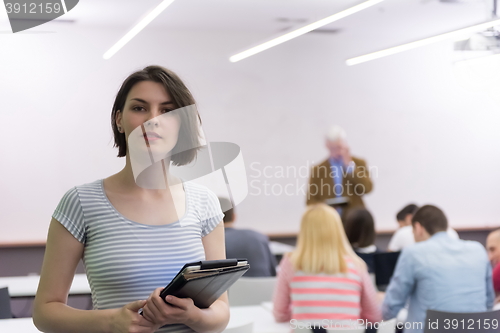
left=326, top=328, right=365, bottom=333
left=0, top=287, right=12, bottom=319
left=292, top=319, right=395, bottom=333
left=373, top=252, right=400, bottom=291
left=228, top=276, right=276, bottom=306
left=223, top=321, right=253, bottom=333
left=292, top=322, right=365, bottom=333
left=424, top=309, right=500, bottom=333
left=377, top=318, right=397, bottom=333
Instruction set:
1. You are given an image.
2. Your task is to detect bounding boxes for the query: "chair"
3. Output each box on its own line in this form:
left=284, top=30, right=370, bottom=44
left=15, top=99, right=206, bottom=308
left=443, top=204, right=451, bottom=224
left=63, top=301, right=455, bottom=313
left=292, top=318, right=396, bottom=333
left=292, top=321, right=365, bottom=333
left=326, top=328, right=364, bottom=333
left=228, top=277, right=276, bottom=306
left=373, top=252, right=400, bottom=291
left=377, top=318, right=397, bottom=333
left=223, top=321, right=253, bottom=333
left=293, top=328, right=365, bottom=333
left=0, top=287, right=12, bottom=319
left=424, top=309, right=500, bottom=333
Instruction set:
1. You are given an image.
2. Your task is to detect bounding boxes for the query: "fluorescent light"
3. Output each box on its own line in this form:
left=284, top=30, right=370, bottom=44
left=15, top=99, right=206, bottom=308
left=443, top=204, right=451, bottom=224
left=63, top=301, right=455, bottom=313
left=346, top=19, right=500, bottom=66
left=103, top=0, right=175, bottom=60
left=60, top=0, right=68, bottom=14
left=229, top=0, right=384, bottom=63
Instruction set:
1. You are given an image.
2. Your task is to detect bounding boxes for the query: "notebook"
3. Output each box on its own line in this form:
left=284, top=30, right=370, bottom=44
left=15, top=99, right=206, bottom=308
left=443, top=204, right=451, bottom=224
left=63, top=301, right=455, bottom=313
left=159, top=258, right=250, bottom=308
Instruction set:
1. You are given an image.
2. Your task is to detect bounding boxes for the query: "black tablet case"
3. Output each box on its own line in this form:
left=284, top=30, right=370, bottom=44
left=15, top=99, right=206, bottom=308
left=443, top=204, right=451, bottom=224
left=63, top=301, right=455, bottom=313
left=160, top=259, right=250, bottom=308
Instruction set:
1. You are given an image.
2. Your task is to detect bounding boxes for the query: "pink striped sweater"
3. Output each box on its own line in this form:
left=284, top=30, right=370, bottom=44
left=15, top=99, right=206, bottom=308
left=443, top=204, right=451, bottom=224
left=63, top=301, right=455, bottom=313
left=273, top=255, right=382, bottom=325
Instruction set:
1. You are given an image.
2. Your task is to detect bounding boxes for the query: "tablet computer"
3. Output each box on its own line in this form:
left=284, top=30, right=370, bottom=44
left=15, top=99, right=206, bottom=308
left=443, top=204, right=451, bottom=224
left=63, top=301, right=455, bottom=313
left=159, top=258, right=250, bottom=308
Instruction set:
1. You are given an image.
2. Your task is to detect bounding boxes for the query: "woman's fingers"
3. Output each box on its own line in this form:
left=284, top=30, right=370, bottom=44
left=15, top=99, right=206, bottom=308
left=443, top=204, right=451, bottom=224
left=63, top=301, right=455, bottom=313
left=125, top=299, right=147, bottom=312
left=142, top=299, right=164, bottom=323
left=164, top=295, right=191, bottom=310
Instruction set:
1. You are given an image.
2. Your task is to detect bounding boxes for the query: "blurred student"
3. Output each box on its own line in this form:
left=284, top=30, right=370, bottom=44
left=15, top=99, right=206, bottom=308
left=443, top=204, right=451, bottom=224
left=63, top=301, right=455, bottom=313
left=383, top=205, right=494, bottom=333
left=344, top=208, right=379, bottom=273
left=273, top=204, right=381, bottom=331
left=486, top=228, right=500, bottom=307
left=387, top=203, right=459, bottom=252
left=219, top=197, right=276, bottom=277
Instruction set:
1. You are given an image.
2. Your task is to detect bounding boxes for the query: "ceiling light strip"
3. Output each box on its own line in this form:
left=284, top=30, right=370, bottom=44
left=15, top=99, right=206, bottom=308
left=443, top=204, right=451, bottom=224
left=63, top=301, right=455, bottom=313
left=60, top=0, right=68, bottom=14
left=346, top=19, right=500, bottom=66
left=103, top=0, right=175, bottom=60
left=229, top=0, right=384, bottom=63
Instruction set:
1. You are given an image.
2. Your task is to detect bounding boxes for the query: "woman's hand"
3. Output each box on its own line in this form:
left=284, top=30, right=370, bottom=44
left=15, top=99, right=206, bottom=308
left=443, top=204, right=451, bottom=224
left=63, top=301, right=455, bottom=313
left=110, top=300, right=160, bottom=333
left=141, top=288, right=202, bottom=327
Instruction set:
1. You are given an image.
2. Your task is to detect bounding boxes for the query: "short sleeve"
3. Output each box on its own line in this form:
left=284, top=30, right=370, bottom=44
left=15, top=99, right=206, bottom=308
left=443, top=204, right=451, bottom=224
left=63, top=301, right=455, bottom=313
left=387, top=230, right=402, bottom=252
left=52, top=187, right=86, bottom=244
left=200, top=188, right=224, bottom=237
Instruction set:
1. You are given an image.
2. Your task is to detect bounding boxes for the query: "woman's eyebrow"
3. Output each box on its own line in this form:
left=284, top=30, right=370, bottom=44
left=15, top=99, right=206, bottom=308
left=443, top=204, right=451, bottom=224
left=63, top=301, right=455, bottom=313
left=130, top=98, right=174, bottom=105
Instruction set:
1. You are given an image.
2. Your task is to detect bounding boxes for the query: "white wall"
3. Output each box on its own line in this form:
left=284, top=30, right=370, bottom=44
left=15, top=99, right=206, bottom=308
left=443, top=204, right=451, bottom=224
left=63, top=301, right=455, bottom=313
left=1, top=20, right=499, bottom=243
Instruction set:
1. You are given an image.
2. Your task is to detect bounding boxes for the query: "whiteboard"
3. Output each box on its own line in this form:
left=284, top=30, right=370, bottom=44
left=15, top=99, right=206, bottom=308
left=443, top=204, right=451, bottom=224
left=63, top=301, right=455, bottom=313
left=1, top=26, right=499, bottom=244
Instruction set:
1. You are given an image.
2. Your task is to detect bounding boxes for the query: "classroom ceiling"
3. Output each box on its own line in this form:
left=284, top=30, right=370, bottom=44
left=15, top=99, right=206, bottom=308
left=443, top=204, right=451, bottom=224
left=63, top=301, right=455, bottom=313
left=61, top=0, right=490, bottom=34
left=0, top=0, right=492, bottom=51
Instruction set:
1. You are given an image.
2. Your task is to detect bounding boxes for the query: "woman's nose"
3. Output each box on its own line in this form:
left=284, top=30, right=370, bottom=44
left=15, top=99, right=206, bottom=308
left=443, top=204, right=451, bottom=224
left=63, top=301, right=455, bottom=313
left=145, top=112, right=160, bottom=127
left=146, top=116, right=160, bottom=126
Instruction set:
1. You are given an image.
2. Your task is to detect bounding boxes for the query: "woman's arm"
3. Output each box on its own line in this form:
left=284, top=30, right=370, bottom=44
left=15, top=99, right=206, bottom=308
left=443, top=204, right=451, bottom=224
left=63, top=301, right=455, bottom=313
left=359, top=267, right=382, bottom=323
left=33, top=218, right=157, bottom=333
left=272, top=255, right=293, bottom=322
left=142, top=221, right=230, bottom=333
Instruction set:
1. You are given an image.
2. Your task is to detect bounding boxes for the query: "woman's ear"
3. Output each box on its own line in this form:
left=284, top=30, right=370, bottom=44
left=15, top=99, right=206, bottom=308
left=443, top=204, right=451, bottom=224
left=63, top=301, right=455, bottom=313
left=116, top=110, right=123, bottom=132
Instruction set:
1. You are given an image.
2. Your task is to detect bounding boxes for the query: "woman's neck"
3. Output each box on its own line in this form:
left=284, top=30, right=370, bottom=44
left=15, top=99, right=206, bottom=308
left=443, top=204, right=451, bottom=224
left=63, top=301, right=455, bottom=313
left=115, top=155, right=180, bottom=192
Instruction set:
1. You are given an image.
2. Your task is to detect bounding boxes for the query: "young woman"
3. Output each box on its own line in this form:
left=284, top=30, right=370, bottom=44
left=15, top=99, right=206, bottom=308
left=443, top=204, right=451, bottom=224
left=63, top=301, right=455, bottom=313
left=272, top=204, right=381, bottom=330
left=344, top=208, right=379, bottom=273
left=33, top=66, right=229, bottom=333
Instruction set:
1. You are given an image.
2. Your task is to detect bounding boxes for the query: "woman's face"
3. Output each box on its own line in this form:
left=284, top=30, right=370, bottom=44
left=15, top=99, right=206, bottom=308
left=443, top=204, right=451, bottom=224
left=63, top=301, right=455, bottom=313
left=116, top=80, right=181, bottom=157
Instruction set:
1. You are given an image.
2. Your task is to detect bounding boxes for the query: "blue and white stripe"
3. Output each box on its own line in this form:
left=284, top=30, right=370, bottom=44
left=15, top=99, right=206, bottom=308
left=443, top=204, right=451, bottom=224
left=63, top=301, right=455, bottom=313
left=53, top=179, right=224, bottom=333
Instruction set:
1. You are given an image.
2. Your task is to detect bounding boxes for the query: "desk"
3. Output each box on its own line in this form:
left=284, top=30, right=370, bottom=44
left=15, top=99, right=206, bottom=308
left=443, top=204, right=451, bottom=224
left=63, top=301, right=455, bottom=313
left=0, top=318, right=40, bottom=332
left=0, top=305, right=290, bottom=333
left=227, top=305, right=289, bottom=332
left=269, top=241, right=295, bottom=256
left=0, top=274, right=90, bottom=297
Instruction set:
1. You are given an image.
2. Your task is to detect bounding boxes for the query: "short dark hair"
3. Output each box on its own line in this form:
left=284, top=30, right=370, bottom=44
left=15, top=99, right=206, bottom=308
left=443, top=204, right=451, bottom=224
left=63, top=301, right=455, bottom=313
left=344, top=208, right=375, bottom=248
left=111, top=65, right=201, bottom=165
left=411, top=205, right=448, bottom=235
left=218, top=197, right=234, bottom=223
left=396, top=204, right=419, bottom=221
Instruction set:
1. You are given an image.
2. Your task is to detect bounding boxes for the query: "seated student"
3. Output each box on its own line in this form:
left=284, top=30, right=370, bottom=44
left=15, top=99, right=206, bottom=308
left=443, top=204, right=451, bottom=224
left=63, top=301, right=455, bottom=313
left=273, top=204, right=381, bottom=331
left=344, top=208, right=379, bottom=273
left=387, top=204, right=419, bottom=252
left=383, top=205, right=494, bottom=333
left=494, top=264, right=500, bottom=310
left=486, top=228, right=500, bottom=306
left=388, top=203, right=459, bottom=252
left=219, top=197, right=276, bottom=277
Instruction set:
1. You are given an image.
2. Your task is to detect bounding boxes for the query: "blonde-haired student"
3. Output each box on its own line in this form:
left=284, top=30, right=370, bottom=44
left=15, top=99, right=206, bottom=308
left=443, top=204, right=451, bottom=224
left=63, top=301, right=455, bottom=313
left=272, top=204, right=381, bottom=330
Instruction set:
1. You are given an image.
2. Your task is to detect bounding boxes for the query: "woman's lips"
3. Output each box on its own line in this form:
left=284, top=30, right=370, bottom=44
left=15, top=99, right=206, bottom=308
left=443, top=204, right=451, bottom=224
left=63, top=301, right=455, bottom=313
left=143, top=132, right=162, bottom=141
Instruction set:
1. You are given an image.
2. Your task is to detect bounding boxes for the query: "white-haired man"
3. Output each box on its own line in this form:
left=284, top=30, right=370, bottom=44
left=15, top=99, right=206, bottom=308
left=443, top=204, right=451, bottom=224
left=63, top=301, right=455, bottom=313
left=306, top=125, right=373, bottom=219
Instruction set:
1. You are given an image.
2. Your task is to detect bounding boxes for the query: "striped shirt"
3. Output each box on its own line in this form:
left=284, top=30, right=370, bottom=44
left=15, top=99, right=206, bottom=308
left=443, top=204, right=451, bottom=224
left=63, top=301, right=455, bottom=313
left=273, top=255, right=381, bottom=327
left=53, top=179, right=224, bottom=333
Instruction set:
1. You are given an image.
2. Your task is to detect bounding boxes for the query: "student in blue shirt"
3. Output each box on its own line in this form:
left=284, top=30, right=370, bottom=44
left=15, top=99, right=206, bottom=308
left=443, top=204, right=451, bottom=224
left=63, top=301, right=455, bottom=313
left=382, top=205, right=494, bottom=333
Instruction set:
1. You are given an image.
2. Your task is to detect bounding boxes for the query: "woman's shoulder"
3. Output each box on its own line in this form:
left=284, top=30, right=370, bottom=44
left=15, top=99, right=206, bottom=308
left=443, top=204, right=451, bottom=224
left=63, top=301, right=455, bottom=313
left=344, top=255, right=368, bottom=275
left=183, top=181, right=220, bottom=203
left=58, top=179, right=103, bottom=200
